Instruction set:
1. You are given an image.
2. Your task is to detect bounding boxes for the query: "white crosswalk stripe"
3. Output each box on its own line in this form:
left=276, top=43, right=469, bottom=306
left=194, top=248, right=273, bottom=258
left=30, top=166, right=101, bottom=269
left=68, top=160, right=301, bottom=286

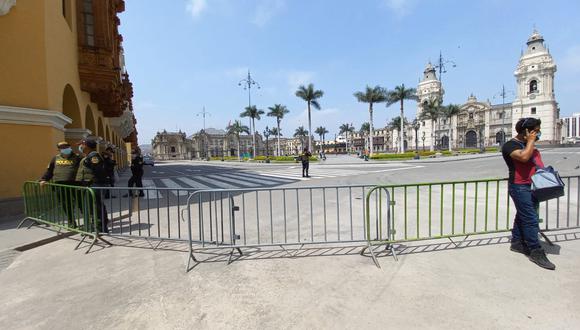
left=160, top=179, right=189, bottom=196
left=193, top=175, right=239, bottom=189
left=178, top=177, right=212, bottom=190
left=205, top=174, right=258, bottom=187
left=220, top=172, right=292, bottom=185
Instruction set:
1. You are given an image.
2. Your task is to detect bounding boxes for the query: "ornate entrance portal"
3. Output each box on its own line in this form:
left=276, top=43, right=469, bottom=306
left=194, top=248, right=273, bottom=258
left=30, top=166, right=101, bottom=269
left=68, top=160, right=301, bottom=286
left=465, top=130, right=477, bottom=148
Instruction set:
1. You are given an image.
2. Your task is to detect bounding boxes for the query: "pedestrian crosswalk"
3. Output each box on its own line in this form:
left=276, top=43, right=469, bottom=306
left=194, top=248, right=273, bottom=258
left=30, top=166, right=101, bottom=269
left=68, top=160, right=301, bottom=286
left=131, top=165, right=419, bottom=199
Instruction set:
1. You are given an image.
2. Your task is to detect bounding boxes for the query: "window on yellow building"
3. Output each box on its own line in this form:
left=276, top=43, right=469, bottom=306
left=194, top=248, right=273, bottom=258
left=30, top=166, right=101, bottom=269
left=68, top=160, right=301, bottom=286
left=83, top=0, right=95, bottom=46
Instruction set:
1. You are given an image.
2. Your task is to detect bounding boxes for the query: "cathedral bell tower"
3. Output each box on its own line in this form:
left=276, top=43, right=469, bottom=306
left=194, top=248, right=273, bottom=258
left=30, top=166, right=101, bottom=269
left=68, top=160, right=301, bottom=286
left=512, top=29, right=559, bottom=143
left=416, top=62, right=444, bottom=150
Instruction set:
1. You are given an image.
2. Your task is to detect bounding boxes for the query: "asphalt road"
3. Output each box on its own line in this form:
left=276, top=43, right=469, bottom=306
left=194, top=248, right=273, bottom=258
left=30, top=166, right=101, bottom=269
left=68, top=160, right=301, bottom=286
left=122, top=148, right=580, bottom=190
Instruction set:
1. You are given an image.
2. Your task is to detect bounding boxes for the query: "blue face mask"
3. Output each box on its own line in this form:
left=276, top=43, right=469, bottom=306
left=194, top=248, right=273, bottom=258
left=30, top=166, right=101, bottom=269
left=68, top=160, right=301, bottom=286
left=60, top=147, right=73, bottom=155
left=536, top=132, right=542, bottom=140
left=78, top=145, right=84, bottom=153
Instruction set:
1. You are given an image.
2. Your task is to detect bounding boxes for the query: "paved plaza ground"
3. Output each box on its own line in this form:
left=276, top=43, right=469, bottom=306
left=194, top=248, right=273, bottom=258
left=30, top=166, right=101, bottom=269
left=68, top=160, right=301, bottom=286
left=1, top=149, right=580, bottom=329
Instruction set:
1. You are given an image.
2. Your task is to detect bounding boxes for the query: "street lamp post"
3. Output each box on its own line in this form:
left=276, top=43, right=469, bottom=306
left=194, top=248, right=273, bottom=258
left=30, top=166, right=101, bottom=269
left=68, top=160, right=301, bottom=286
left=479, top=127, right=485, bottom=153
left=412, top=119, right=420, bottom=159
left=263, top=126, right=271, bottom=163
left=421, top=131, right=426, bottom=151
left=238, top=70, right=260, bottom=158
left=494, top=84, right=514, bottom=146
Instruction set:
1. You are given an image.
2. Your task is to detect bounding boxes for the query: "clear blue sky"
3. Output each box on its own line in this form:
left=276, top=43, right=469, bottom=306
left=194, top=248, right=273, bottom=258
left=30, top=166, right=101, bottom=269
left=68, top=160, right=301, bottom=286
left=119, top=0, right=580, bottom=145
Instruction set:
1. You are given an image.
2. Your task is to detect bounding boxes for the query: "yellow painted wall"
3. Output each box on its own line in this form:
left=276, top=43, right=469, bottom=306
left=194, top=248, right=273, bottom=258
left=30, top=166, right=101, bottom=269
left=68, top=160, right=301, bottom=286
left=0, top=1, right=123, bottom=199
left=0, top=124, right=64, bottom=198
left=0, top=1, right=49, bottom=109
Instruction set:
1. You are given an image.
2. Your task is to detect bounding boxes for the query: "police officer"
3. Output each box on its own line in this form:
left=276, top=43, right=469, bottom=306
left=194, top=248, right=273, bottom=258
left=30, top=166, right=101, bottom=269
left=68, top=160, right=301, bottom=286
left=76, top=137, right=110, bottom=233
left=102, top=147, right=117, bottom=199
left=39, top=141, right=81, bottom=227
left=300, top=147, right=312, bottom=178
left=124, top=149, right=145, bottom=197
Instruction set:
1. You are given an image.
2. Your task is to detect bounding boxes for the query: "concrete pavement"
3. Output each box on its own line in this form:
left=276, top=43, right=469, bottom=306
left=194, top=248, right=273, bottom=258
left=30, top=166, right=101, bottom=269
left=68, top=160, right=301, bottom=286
left=0, top=231, right=579, bottom=329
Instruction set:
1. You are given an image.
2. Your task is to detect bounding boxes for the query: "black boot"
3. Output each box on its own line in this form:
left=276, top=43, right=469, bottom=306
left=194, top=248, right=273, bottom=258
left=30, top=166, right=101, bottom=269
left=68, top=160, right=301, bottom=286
left=510, top=240, right=530, bottom=255
left=528, top=248, right=555, bottom=270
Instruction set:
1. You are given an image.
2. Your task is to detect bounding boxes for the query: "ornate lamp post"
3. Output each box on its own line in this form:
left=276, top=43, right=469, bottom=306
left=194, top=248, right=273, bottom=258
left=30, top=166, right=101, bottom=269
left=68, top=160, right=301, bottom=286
left=479, top=127, right=485, bottom=153
left=238, top=70, right=260, bottom=143
left=263, top=126, right=271, bottom=163
left=412, top=119, right=421, bottom=159
left=421, top=131, right=426, bottom=151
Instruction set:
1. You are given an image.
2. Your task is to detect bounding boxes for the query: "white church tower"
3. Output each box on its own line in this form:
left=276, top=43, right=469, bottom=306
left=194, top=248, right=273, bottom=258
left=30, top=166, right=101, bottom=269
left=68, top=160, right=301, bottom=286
left=512, top=30, right=559, bottom=143
left=416, top=62, right=443, bottom=150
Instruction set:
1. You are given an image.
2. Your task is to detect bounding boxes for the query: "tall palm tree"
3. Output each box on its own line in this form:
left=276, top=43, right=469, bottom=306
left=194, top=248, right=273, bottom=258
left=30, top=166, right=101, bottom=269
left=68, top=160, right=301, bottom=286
left=359, top=122, right=370, bottom=153
left=295, top=84, right=324, bottom=152
left=294, top=126, right=308, bottom=151
left=387, top=116, right=408, bottom=152
left=226, top=120, right=250, bottom=160
left=354, top=85, right=388, bottom=156
left=387, top=84, right=418, bottom=153
left=339, top=123, right=355, bottom=153
left=314, top=126, right=329, bottom=155
left=441, top=104, right=461, bottom=151
left=240, top=105, right=264, bottom=158
left=267, top=104, right=290, bottom=157
left=419, top=98, right=442, bottom=152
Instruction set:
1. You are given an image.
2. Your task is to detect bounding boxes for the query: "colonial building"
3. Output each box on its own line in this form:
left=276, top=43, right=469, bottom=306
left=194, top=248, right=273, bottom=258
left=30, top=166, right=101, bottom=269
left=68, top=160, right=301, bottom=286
left=152, top=130, right=192, bottom=160
left=410, top=29, right=561, bottom=151
left=151, top=128, right=269, bottom=159
left=0, top=0, right=137, bottom=199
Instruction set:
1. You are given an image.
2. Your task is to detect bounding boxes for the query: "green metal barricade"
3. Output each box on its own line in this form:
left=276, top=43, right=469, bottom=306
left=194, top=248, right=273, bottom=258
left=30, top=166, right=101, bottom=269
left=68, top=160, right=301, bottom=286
left=362, top=176, right=580, bottom=267
left=19, top=181, right=111, bottom=253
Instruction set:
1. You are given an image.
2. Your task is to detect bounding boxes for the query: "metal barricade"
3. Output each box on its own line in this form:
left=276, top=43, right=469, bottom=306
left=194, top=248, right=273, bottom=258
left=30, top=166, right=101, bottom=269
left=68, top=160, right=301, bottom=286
left=91, top=186, right=194, bottom=246
left=19, top=181, right=111, bottom=253
left=362, top=176, right=580, bottom=267
left=184, top=184, right=385, bottom=271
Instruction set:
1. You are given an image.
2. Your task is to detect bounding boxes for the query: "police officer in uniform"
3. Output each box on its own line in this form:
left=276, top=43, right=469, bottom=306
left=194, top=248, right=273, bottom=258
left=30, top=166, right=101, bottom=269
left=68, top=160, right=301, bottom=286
left=40, top=141, right=81, bottom=227
left=124, top=149, right=145, bottom=197
left=76, top=137, right=110, bottom=233
left=300, top=147, right=312, bottom=178
left=102, top=147, right=117, bottom=199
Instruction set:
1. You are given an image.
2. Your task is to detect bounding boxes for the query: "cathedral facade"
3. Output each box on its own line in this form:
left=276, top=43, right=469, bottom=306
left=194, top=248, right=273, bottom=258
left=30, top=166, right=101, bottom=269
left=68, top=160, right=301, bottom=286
left=409, top=29, right=562, bottom=151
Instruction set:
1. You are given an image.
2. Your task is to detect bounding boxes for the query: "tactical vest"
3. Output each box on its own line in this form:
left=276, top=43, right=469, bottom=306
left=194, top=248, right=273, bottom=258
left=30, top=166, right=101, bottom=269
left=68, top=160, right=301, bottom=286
left=76, top=151, right=105, bottom=184
left=52, top=154, right=80, bottom=182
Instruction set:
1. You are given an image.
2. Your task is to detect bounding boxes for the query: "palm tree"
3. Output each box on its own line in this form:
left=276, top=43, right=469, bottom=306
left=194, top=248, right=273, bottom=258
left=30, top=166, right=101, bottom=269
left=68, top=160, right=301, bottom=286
left=387, top=84, right=418, bottom=153
left=339, top=123, right=355, bottom=153
left=294, top=126, right=308, bottom=151
left=314, top=126, right=329, bottom=155
left=440, top=104, right=461, bottom=151
left=295, top=84, right=324, bottom=152
left=359, top=122, right=370, bottom=153
left=419, top=98, right=442, bottom=152
left=354, top=85, right=388, bottom=156
left=388, top=116, right=409, bottom=153
left=226, top=120, right=250, bottom=160
left=267, top=104, right=290, bottom=157
left=240, top=105, right=265, bottom=158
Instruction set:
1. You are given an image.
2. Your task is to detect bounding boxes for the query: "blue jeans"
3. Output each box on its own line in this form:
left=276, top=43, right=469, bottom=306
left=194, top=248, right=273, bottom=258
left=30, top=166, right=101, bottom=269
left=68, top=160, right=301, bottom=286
left=508, top=183, right=540, bottom=250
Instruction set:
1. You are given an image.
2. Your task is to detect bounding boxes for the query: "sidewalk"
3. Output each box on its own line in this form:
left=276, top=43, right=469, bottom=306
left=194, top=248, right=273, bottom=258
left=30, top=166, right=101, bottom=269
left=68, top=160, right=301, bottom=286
left=0, top=228, right=579, bottom=329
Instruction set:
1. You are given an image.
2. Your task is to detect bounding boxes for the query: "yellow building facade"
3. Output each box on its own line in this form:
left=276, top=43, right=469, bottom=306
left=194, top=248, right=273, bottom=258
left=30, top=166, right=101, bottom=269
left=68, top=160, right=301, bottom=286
left=0, top=0, right=138, bottom=200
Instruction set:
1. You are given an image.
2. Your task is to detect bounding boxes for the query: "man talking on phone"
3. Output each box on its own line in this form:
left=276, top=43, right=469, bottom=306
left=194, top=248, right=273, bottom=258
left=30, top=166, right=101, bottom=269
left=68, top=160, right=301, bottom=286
left=501, top=117, right=555, bottom=270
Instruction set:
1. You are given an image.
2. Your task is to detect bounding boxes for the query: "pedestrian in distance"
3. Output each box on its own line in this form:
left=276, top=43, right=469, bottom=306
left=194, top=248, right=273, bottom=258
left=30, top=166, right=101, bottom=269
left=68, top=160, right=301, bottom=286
left=124, top=149, right=145, bottom=197
left=300, top=147, right=312, bottom=178
left=102, top=146, right=117, bottom=199
left=76, top=137, right=110, bottom=233
left=501, top=117, right=555, bottom=270
left=39, top=141, right=81, bottom=228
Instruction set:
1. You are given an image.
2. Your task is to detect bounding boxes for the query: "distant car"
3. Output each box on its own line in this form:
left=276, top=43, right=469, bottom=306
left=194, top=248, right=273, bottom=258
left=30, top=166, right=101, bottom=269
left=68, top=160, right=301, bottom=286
left=143, top=156, right=155, bottom=166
